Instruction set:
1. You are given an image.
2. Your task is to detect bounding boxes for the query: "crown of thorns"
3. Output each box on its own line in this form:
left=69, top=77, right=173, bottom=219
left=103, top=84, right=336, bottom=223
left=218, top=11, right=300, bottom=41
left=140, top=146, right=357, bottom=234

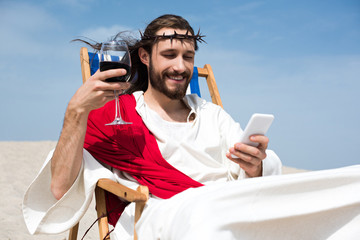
left=140, top=30, right=206, bottom=44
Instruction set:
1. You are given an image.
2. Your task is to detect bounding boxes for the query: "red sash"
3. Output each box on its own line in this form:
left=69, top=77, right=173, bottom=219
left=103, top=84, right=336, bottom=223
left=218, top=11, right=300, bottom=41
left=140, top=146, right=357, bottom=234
left=84, top=94, right=203, bottom=226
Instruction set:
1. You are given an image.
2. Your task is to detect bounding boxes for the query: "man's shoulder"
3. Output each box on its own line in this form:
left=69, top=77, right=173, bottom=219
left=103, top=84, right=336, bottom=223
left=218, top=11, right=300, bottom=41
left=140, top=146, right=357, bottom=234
left=184, top=94, right=222, bottom=111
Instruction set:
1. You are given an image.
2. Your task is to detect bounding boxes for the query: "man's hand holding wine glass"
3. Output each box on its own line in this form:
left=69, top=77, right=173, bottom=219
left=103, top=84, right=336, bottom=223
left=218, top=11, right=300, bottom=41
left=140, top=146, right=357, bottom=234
left=50, top=58, right=130, bottom=200
left=68, top=69, right=130, bottom=116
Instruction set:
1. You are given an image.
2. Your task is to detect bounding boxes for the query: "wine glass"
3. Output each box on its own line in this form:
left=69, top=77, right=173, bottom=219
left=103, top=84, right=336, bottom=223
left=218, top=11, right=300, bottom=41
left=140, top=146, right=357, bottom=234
left=99, top=40, right=132, bottom=125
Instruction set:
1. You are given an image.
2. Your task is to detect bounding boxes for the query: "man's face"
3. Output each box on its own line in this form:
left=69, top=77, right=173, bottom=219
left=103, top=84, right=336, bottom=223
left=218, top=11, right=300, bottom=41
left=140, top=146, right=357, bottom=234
left=148, top=28, right=195, bottom=100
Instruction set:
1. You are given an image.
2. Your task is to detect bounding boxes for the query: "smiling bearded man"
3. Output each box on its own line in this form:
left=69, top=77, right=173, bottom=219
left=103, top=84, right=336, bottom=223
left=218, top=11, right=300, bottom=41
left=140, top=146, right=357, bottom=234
left=147, top=29, right=194, bottom=100
left=148, top=52, right=192, bottom=100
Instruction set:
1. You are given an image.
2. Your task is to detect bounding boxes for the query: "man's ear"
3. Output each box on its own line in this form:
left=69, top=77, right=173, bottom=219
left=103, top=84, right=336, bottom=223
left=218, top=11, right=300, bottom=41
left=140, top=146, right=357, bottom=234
left=138, top=47, right=150, bottom=66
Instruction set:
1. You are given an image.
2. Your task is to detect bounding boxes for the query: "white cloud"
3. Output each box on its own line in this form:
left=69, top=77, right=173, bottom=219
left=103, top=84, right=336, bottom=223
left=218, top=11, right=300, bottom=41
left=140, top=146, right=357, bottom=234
left=0, top=2, right=58, bottom=32
left=0, top=2, right=61, bottom=56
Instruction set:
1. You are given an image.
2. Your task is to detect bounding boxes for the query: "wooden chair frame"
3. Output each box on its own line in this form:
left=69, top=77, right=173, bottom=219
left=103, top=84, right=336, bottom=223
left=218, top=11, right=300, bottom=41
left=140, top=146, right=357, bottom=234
left=68, top=179, right=149, bottom=240
left=68, top=47, right=222, bottom=240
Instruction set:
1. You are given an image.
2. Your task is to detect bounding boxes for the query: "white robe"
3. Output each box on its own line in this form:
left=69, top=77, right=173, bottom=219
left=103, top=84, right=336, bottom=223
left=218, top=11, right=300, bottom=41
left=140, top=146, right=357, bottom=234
left=136, top=165, right=360, bottom=240
left=23, top=92, right=360, bottom=239
left=23, top=150, right=360, bottom=239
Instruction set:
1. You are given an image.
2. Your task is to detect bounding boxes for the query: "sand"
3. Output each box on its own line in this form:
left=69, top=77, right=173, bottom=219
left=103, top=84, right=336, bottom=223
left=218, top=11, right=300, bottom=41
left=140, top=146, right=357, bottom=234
left=0, top=141, right=306, bottom=240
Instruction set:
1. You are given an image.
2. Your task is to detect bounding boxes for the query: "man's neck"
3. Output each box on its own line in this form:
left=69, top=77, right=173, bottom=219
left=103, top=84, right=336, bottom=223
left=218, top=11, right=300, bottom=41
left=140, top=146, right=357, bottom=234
left=143, top=88, right=190, bottom=123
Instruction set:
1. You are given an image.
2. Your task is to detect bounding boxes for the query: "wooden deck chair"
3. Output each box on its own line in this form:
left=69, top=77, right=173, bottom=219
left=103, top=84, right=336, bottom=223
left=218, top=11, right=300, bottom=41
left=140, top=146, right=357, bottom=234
left=68, top=47, right=223, bottom=240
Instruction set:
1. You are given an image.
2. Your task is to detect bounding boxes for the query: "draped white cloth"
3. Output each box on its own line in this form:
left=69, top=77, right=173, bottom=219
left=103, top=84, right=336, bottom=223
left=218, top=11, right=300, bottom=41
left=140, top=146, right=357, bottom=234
left=23, top=150, right=360, bottom=239
left=134, top=165, right=360, bottom=240
left=22, top=92, right=360, bottom=239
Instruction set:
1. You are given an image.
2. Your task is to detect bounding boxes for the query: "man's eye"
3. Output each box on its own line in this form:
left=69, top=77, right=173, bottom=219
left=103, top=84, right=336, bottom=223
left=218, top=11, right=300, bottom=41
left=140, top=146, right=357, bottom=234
left=184, top=55, right=194, bottom=60
left=163, top=54, right=175, bottom=58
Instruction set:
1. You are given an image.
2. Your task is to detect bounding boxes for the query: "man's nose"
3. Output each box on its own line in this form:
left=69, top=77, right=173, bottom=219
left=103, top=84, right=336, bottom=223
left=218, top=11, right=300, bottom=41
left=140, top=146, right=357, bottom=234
left=172, top=57, right=186, bottom=73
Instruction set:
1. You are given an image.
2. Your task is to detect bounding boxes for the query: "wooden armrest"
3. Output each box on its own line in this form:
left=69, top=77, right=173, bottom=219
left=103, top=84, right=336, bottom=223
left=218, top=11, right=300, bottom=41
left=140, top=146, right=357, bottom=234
left=97, top=178, right=149, bottom=202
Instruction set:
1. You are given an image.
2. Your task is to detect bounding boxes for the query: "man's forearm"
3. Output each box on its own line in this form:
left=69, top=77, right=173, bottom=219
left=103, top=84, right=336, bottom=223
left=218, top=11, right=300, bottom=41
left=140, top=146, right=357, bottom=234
left=50, top=106, right=89, bottom=200
left=49, top=69, right=128, bottom=200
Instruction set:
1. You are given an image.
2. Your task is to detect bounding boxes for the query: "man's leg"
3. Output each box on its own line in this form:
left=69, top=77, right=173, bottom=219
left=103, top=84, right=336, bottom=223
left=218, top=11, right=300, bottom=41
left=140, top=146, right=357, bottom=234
left=136, top=165, right=360, bottom=240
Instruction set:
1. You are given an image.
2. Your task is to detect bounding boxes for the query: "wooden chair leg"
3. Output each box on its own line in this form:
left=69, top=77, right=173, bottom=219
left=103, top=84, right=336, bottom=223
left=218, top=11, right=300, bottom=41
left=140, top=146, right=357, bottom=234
left=95, top=186, right=110, bottom=240
left=134, top=186, right=149, bottom=240
left=68, top=222, right=79, bottom=240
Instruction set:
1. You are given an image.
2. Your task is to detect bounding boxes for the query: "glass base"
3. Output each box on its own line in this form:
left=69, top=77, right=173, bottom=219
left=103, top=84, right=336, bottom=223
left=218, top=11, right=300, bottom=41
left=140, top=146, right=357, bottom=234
left=105, top=118, right=132, bottom=126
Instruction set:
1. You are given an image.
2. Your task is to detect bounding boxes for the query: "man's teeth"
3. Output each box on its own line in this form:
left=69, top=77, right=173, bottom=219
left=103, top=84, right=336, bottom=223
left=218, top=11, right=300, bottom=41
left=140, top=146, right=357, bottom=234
left=169, top=76, right=183, bottom=80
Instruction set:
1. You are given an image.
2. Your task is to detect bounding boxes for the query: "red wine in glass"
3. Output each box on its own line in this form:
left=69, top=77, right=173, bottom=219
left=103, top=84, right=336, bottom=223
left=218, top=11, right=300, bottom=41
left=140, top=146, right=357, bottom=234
left=100, top=62, right=131, bottom=82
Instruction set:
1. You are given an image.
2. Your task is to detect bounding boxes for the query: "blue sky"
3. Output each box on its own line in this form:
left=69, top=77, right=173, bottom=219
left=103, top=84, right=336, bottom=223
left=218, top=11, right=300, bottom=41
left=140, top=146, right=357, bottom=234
left=1, top=0, right=359, bottom=171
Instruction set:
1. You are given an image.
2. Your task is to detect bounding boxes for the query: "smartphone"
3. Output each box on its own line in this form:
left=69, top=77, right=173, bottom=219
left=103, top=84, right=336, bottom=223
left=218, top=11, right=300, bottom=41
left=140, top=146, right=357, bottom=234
left=231, top=113, right=274, bottom=158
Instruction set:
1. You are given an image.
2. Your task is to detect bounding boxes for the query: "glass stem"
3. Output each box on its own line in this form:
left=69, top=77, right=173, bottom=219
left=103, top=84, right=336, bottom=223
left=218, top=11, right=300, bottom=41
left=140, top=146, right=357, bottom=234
left=114, top=90, right=122, bottom=121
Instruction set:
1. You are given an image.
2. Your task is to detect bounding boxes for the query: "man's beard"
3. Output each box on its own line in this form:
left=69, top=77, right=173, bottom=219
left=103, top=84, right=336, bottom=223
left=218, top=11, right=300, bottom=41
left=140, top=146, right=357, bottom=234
left=148, top=59, right=192, bottom=100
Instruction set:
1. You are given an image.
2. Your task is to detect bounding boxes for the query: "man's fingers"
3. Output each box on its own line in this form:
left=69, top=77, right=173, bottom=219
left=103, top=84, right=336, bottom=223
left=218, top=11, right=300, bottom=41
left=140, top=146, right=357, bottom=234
left=86, top=69, right=131, bottom=92
left=92, top=69, right=127, bottom=82
left=227, top=151, right=262, bottom=174
left=89, top=79, right=130, bottom=92
left=249, top=135, right=269, bottom=150
left=234, top=143, right=261, bottom=158
left=231, top=142, right=267, bottom=161
left=227, top=136, right=268, bottom=178
left=228, top=148, right=261, bottom=165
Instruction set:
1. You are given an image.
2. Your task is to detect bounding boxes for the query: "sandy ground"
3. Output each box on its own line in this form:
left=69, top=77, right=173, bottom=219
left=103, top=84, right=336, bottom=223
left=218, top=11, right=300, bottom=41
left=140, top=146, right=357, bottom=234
left=0, top=141, right=307, bottom=240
